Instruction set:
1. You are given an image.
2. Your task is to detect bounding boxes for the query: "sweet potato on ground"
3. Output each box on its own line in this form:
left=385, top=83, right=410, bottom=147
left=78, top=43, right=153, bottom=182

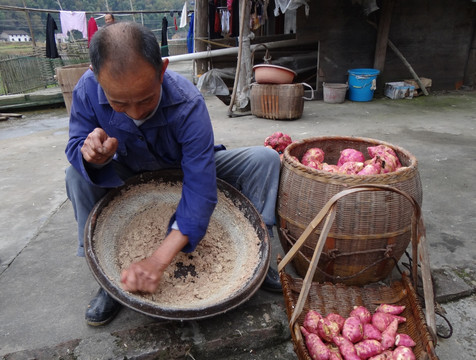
left=342, top=316, right=364, bottom=343
left=371, top=312, right=405, bottom=332
left=381, top=319, right=398, bottom=349
left=375, top=304, right=406, bottom=315
left=304, top=310, right=323, bottom=335
left=332, top=335, right=360, bottom=360
left=301, top=326, right=331, bottom=360
left=392, top=346, right=416, bottom=360
left=350, top=306, right=372, bottom=324
left=318, top=317, right=341, bottom=342
left=354, top=339, right=384, bottom=359
left=395, top=333, right=416, bottom=347
left=326, top=313, right=346, bottom=331
left=363, top=323, right=382, bottom=341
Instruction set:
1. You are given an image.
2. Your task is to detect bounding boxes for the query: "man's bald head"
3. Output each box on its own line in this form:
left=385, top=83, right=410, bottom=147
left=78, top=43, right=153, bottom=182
left=89, top=22, right=163, bottom=79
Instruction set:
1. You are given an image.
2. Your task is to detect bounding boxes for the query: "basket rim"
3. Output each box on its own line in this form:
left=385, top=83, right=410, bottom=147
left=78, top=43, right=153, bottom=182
left=283, top=136, right=418, bottom=180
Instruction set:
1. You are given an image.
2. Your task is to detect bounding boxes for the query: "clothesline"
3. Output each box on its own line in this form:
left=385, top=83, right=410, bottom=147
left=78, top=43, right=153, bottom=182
left=0, top=4, right=194, bottom=16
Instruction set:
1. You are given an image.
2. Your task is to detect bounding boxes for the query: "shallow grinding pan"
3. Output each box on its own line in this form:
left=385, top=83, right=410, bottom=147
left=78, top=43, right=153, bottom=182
left=84, top=170, right=270, bottom=320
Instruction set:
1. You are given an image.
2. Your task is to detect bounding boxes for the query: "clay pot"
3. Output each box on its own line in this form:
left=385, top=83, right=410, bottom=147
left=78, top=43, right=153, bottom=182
left=253, top=64, right=296, bottom=84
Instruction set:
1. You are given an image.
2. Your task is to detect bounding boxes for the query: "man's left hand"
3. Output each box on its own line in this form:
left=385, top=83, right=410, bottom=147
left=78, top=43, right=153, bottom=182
left=120, top=229, right=189, bottom=294
left=120, top=257, right=164, bottom=293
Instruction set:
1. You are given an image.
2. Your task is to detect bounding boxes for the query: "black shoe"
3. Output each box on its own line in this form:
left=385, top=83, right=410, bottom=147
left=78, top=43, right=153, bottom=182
left=261, top=267, right=282, bottom=293
left=85, top=288, right=122, bottom=326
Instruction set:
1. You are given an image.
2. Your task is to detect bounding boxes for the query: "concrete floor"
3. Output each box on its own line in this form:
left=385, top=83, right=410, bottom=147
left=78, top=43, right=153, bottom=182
left=0, top=62, right=475, bottom=358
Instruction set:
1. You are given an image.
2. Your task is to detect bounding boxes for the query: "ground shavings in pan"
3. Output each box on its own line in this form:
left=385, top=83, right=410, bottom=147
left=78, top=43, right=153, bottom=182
left=93, top=181, right=263, bottom=310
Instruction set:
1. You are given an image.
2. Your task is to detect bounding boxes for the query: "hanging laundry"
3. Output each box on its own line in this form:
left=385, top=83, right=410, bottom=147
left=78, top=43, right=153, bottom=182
left=258, top=0, right=269, bottom=24
left=274, top=0, right=309, bottom=17
left=250, top=2, right=260, bottom=31
left=208, top=1, right=220, bottom=39
left=45, top=13, right=59, bottom=59
left=362, top=0, right=379, bottom=15
left=220, top=9, right=230, bottom=36
left=59, top=11, right=87, bottom=39
left=161, top=17, right=168, bottom=47
left=180, top=2, right=188, bottom=28
left=187, top=12, right=194, bottom=53
left=87, top=17, right=98, bottom=47
left=230, top=0, right=239, bottom=37
left=214, top=7, right=221, bottom=34
left=226, top=0, right=234, bottom=36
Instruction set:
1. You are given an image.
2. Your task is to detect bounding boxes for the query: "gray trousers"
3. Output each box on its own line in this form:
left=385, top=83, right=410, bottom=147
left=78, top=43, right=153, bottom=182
left=65, top=146, right=281, bottom=256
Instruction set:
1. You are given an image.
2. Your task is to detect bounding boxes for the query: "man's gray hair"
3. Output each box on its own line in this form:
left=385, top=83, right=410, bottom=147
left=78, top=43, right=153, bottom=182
left=89, top=22, right=163, bottom=77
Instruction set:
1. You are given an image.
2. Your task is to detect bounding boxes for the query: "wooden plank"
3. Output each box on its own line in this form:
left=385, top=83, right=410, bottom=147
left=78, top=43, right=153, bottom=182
left=0, top=113, right=23, bottom=118
left=369, top=20, right=429, bottom=96
left=0, top=88, right=64, bottom=111
left=373, top=0, right=395, bottom=72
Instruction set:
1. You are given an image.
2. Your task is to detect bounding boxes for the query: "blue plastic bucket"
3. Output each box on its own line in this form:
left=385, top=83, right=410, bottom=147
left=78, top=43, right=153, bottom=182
left=348, top=68, right=380, bottom=101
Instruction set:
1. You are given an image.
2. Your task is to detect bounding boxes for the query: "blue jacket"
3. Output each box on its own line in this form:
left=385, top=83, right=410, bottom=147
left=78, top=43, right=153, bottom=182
left=65, top=69, right=218, bottom=252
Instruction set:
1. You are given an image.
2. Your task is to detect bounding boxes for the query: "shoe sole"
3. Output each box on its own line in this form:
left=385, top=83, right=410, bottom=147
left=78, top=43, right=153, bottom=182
left=85, top=308, right=121, bottom=327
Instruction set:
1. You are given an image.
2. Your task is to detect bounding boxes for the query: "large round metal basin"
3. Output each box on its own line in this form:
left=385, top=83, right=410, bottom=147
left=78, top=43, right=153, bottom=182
left=85, top=170, right=270, bottom=320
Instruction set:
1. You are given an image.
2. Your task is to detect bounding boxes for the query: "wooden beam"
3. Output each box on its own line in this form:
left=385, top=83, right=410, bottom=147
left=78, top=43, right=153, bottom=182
left=21, top=0, right=36, bottom=46
left=194, top=0, right=209, bottom=76
left=386, top=38, right=429, bottom=95
left=373, top=0, right=395, bottom=72
left=369, top=20, right=429, bottom=96
left=463, top=13, right=476, bottom=88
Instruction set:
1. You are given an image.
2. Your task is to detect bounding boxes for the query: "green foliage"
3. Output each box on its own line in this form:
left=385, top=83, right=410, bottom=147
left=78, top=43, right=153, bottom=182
left=0, top=0, right=190, bottom=43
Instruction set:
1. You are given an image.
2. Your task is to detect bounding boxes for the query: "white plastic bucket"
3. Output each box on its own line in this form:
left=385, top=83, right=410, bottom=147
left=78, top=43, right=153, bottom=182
left=323, top=83, right=348, bottom=104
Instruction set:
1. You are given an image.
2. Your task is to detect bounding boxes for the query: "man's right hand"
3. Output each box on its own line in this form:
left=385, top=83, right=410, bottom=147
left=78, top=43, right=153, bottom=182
left=81, top=128, right=118, bottom=165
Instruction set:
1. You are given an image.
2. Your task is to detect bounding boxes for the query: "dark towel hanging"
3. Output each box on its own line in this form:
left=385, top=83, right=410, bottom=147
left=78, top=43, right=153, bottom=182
left=46, top=13, right=59, bottom=58
left=161, top=16, right=168, bottom=46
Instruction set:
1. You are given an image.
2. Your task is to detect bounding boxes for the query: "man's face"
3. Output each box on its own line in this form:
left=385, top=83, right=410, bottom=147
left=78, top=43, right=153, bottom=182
left=105, top=15, right=114, bottom=24
left=97, top=58, right=169, bottom=121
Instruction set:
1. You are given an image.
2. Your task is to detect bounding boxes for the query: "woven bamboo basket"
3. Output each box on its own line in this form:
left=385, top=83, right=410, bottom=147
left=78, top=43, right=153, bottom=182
left=277, top=136, right=422, bottom=285
left=277, top=185, right=438, bottom=360
left=250, top=83, right=305, bottom=120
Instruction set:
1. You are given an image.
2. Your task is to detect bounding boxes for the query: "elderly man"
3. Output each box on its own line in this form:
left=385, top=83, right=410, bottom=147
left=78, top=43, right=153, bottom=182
left=65, top=22, right=281, bottom=326
left=104, top=13, right=115, bottom=25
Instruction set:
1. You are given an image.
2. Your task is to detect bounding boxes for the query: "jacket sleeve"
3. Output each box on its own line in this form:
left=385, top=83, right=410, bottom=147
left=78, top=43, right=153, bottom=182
left=65, top=72, right=123, bottom=188
left=167, top=93, right=217, bottom=252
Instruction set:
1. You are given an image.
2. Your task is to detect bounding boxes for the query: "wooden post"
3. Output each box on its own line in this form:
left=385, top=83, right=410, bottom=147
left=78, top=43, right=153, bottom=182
left=129, top=0, right=136, bottom=22
left=22, top=0, right=36, bottom=46
left=386, top=38, right=429, bottom=95
left=463, top=15, right=476, bottom=88
left=228, top=1, right=252, bottom=117
left=194, top=0, right=209, bottom=77
left=373, top=0, right=395, bottom=72
left=235, top=0, right=252, bottom=111
left=369, top=19, right=429, bottom=96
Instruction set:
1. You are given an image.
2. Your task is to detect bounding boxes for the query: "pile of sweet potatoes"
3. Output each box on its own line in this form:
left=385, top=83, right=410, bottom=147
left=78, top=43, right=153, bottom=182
left=263, top=133, right=404, bottom=175
left=300, top=304, right=417, bottom=360
left=264, top=132, right=293, bottom=158
left=298, top=145, right=404, bottom=175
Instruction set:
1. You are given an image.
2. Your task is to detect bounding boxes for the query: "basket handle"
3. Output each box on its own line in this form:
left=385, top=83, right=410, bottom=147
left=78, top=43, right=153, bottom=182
left=278, top=184, right=436, bottom=339
left=302, top=82, right=315, bottom=100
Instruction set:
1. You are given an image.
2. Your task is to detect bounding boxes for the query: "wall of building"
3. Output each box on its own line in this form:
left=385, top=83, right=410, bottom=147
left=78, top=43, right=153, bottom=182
left=296, top=0, right=476, bottom=91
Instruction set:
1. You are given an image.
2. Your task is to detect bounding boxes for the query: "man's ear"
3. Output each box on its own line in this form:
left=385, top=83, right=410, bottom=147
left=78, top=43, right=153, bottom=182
left=89, top=64, right=93, bottom=71
left=160, top=58, right=169, bottom=82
